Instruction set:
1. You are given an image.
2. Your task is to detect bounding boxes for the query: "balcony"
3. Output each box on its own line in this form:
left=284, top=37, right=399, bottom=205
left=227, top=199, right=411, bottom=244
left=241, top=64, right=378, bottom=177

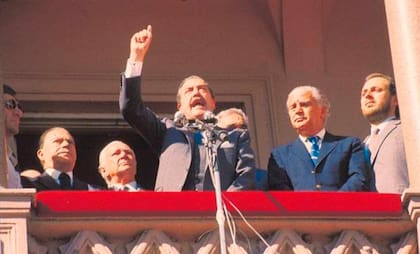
left=0, top=189, right=417, bottom=253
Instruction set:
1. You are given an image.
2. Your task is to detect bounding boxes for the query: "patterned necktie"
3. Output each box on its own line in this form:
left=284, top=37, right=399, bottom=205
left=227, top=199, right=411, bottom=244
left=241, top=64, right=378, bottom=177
left=308, top=136, right=320, bottom=165
left=59, top=173, right=72, bottom=190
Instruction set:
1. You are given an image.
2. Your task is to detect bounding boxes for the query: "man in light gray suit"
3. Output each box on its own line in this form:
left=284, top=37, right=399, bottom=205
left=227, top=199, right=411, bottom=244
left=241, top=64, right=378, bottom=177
left=119, top=25, right=255, bottom=191
left=360, top=73, right=409, bottom=194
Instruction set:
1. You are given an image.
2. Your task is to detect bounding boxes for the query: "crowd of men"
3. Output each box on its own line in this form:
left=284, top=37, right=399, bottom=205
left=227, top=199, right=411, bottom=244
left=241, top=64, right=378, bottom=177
left=0, top=25, right=409, bottom=194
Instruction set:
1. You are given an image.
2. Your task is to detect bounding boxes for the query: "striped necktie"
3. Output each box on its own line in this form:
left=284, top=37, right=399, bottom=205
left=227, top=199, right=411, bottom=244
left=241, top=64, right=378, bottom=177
left=308, top=136, right=320, bottom=165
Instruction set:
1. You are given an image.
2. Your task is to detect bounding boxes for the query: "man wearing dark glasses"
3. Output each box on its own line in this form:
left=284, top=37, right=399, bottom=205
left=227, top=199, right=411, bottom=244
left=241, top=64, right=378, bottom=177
left=2, top=84, right=24, bottom=188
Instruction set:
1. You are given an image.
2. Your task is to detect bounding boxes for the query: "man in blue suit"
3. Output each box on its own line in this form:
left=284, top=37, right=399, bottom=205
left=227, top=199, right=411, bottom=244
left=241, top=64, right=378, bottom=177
left=119, top=25, right=255, bottom=191
left=268, top=86, right=369, bottom=191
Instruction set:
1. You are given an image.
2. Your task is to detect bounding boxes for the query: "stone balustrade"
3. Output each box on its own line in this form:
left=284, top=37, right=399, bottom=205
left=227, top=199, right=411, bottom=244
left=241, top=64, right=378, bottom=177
left=0, top=190, right=418, bottom=254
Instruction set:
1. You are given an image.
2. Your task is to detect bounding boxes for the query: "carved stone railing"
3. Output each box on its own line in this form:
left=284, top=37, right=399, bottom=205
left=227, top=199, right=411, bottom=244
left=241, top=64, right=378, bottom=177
left=0, top=189, right=34, bottom=254
left=1, top=190, right=418, bottom=253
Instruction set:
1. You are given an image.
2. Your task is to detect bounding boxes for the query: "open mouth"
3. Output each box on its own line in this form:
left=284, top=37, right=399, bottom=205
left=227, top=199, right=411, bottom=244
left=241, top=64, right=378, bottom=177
left=191, top=98, right=206, bottom=108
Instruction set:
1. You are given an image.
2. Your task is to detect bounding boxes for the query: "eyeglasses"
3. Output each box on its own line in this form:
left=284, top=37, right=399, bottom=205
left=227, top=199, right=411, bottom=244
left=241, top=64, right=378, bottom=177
left=4, top=99, right=23, bottom=112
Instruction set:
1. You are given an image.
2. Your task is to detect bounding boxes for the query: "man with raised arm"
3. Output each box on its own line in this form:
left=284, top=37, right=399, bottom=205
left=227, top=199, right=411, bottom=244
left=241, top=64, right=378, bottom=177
left=119, top=25, right=255, bottom=191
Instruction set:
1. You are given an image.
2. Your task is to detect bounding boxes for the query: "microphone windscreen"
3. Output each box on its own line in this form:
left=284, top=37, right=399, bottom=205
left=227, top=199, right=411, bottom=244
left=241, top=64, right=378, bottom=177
left=203, top=111, right=217, bottom=123
left=174, top=111, right=185, bottom=121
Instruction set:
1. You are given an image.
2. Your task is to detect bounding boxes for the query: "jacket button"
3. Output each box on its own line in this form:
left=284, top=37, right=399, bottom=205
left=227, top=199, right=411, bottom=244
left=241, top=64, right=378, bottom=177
left=311, top=170, right=316, bottom=174
left=315, top=184, right=322, bottom=190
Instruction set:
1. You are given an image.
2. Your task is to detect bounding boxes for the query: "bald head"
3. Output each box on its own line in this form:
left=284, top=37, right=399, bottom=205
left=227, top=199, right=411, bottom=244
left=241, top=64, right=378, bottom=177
left=98, top=140, right=137, bottom=185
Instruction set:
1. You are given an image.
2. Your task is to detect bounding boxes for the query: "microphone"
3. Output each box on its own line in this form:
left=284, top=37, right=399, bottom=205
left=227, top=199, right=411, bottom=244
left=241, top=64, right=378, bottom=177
left=214, top=127, right=229, bottom=142
left=173, top=111, right=186, bottom=127
left=192, top=111, right=217, bottom=130
left=202, top=111, right=218, bottom=124
left=197, top=111, right=228, bottom=142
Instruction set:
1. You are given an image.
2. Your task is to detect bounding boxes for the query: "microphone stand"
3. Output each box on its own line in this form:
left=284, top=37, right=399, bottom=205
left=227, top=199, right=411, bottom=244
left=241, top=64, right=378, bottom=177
left=197, top=121, right=228, bottom=254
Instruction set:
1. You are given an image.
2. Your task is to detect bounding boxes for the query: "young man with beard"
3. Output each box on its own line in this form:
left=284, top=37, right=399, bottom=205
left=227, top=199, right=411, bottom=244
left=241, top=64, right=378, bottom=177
left=268, top=86, right=369, bottom=191
left=119, top=25, right=255, bottom=191
left=360, top=73, right=409, bottom=194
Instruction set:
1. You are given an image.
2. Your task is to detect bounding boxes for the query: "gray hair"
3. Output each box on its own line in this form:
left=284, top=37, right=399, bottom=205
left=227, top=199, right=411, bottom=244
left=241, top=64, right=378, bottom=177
left=286, top=85, right=331, bottom=115
left=216, top=107, right=248, bottom=129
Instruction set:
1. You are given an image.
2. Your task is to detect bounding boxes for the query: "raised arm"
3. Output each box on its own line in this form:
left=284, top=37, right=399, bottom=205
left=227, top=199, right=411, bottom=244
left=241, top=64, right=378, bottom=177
left=129, top=25, right=152, bottom=62
left=120, top=25, right=166, bottom=154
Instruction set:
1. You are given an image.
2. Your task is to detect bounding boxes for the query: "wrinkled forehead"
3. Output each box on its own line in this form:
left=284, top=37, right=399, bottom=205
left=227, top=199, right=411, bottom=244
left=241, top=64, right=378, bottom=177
left=106, top=141, right=132, bottom=153
left=45, top=128, right=73, bottom=142
left=363, top=77, right=390, bottom=90
left=287, top=90, right=314, bottom=106
left=179, top=77, right=208, bottom=91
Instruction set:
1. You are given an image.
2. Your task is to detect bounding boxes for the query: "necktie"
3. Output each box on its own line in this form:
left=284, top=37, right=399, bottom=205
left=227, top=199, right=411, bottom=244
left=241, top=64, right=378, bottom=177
left=194, top=131, right=203, bottom=145
left=59, top=173, right=72, bottom=190
left=363, top=143, right=371, bottom=166
left=308, top=136, right=320, bottom=165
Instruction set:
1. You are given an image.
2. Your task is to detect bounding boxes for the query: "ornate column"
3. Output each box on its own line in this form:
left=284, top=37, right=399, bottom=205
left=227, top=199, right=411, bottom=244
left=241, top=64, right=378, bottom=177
left=384, top=0, right=420, bottom=189
left=385, top=0, right=420, bottom=251
left=0, top=189, right=35, bottom=254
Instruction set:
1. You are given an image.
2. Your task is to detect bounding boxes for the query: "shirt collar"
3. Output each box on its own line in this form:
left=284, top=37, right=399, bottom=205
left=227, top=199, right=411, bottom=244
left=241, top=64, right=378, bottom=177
left=45, top=168, right=73, bottom=181
left=108, top=181, right=139, bottom=191
left=125, top=181, right=139, bottom=191
left=370, top=116, right=396, bottom=135
left=299, top=128, right=326, bottom=143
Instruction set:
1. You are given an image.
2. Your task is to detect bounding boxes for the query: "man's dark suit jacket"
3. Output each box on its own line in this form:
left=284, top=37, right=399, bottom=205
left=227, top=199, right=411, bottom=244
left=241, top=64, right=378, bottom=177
left=120, top=75, right=256, bottom=191
left=268, top=132, right=369, bottom=191
left=25, top=173, right=89, bottom=191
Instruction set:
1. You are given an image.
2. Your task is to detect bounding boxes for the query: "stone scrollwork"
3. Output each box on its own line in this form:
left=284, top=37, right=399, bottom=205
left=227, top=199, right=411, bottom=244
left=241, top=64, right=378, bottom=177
left=27, top=235, right=48, bottom=254
left=126, top=229, right=181, bottom=254
left=59, top=230, right=113, bottom=254
left=192, top=229, right=249, bottom=254
left=328, top=230, right=379, bottom=254
left=390, top=231, right=417, bottom=254
left=262, top=230, right=314, bottom=254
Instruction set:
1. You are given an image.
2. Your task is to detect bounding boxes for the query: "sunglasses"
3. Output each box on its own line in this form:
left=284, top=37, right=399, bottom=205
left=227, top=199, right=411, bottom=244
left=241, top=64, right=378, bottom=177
left=4, top=99, right=23, bottom=112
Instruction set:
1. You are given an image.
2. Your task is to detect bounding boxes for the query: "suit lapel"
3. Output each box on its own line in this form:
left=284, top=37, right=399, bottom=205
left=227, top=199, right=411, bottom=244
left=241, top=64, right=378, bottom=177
left=157, top=127, right=193, bottom=190
left=316, top=132, right=338, bottom=167
left=39, top=174, right=60, bottom=189
left=369, top=119, right=399, bottom=165
left=73, top=178, right=88, bottom=190
left=290, top=139, right=314, bottom=168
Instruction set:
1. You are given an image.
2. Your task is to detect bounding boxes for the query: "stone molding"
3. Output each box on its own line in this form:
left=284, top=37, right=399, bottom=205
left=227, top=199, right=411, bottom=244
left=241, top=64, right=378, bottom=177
left=26, top=229, right=417, bottom=254
left=0, top=189, right=35, bottom=254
